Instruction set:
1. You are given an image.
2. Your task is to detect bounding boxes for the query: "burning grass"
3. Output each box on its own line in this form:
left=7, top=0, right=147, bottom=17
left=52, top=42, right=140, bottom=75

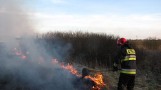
left=51, top=59, right=106, bottom=90
left=0, top=44, right=106, bottom=90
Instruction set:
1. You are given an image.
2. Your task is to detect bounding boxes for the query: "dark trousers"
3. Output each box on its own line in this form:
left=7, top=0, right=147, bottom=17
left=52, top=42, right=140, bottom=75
left=118, top=73, right=135, bottom=90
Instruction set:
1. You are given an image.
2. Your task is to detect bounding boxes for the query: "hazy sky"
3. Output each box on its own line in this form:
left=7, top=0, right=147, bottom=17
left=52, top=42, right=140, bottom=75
left=24, top=0, right=161, bottom=39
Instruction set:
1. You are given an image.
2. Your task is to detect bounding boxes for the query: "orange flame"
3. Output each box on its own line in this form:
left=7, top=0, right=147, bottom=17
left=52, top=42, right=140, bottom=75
left=85, top=73, right=106, bottom=90
left=51, top=59, right=105, bottom=90
left=13, top=47, right=106, bottom=90
left=61, top=64, right=81, bottom=77
left=13, top=48, right=27, bottom=60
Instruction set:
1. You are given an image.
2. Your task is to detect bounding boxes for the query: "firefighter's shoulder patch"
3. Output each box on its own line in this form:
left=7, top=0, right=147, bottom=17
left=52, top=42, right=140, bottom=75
left=126, top=49, right=135, bottom=54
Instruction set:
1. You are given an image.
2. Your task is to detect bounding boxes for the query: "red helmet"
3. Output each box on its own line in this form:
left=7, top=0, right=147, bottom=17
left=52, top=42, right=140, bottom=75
left=117, top=38, right=127, bottom=45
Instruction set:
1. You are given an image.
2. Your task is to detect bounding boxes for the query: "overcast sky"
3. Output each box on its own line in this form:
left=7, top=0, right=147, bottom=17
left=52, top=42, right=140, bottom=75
left=23, top=0, right=161, bottom=39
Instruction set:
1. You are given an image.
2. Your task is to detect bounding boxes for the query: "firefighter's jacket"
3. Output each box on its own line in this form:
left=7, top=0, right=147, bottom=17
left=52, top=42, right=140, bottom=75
left=114, top=44, right=136, bottom=75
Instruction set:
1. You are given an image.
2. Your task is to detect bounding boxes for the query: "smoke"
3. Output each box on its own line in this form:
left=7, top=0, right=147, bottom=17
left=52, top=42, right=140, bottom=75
left=0, top=0, right=34, bottom=42
left=2, top=38, right=77, bottom=90
left=0, top=37, right=76, bottom=90
left=0, top=0, right=79, bottom=90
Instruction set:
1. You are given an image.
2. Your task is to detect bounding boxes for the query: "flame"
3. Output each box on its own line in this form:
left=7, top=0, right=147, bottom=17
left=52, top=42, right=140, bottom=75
left=13, top=48, right=27, bottom=60
left=61, top=64, right=81, bottom=77
left=13, top=48, right=106, bottom=90
left=85, top=73, right=106, bottom=90
left=51, top=59, right=105, bottom=90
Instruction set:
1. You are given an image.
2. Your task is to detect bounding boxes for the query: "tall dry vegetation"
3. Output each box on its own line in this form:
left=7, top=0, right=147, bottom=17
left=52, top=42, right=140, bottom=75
left=37, top=32, right=161, bottom=87
left=37, top=32, right=119, bottom=68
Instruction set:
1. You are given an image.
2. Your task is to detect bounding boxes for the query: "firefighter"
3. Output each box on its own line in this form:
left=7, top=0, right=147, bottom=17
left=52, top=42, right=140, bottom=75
left=113, top=38, right=136, bottom=90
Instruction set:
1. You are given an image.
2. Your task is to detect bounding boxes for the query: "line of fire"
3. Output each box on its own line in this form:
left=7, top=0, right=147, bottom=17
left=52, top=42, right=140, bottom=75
left=2, top=39, right=107, bottom=90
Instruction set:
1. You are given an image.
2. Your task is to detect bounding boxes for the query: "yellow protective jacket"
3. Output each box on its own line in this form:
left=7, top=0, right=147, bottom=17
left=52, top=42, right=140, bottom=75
left=114, top=44, right=136, bottom=75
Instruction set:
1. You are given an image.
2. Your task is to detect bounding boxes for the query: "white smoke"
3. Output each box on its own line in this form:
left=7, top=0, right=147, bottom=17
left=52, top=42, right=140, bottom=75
left=0, top=0, right=34, bottom=42
left=0, top=0, right=79, bottom=90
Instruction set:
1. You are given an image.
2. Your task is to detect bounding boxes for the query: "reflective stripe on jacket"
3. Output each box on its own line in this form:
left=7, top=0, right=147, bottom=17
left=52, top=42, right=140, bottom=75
left=121, top=48, right=136, bottom=74
left=121, top=49, right=136, bottom=62
left=120, top=69, right=136, bottom=74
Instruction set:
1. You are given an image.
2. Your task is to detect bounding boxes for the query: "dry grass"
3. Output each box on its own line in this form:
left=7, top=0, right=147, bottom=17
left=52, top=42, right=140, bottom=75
left=38, top=32, right=161, bottom=90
